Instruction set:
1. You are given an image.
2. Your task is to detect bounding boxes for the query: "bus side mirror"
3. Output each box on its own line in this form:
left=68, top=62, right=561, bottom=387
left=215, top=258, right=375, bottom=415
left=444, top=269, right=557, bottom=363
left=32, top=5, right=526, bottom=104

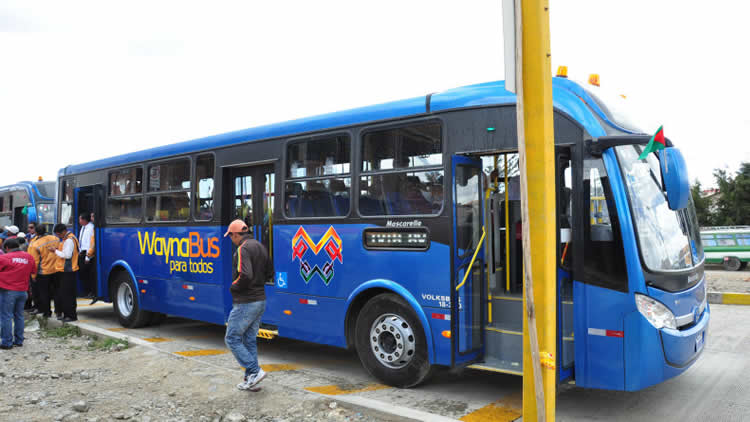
left=659, top=147, right=689, bottom=211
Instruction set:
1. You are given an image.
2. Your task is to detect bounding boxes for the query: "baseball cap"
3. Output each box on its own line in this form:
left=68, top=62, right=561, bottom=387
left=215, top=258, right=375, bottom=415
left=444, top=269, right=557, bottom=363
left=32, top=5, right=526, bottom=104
left=223, top=219, right=249, bottom=237
left=17, top=232, right=26, bottom=239
left=7, top=225, right=19, bottom=235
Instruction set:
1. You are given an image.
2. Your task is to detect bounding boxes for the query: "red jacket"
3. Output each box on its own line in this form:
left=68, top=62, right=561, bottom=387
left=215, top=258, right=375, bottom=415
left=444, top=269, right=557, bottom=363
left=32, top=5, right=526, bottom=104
left=0, top=250, right=36, bottom=292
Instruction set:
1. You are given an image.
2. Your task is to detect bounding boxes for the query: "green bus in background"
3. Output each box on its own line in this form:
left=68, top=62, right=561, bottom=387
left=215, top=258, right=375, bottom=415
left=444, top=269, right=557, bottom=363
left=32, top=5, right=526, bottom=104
left=700, top=226, right=750, bottom=271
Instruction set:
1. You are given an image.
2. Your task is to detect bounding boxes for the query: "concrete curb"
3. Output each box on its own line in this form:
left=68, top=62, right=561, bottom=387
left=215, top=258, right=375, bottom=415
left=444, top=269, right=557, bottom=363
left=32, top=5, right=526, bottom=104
left=708, top=291, right=750, bottom=305
left=37, top=317, right=458, bottom=422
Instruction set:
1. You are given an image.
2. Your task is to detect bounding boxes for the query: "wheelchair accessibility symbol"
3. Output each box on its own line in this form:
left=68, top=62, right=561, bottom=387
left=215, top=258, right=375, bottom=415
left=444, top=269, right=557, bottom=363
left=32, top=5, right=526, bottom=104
left=276, top=272, right=288, bottom=289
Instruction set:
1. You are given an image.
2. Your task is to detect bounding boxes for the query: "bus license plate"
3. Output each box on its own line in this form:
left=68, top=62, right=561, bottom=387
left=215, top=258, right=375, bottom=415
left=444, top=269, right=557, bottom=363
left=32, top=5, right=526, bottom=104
left=696, top=332, right=704, bottom=350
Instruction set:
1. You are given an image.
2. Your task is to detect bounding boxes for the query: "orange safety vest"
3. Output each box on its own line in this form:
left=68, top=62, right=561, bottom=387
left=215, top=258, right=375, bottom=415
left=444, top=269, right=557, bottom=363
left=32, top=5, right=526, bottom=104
left=54, top=232, right=80, bottom=273
left=29, top=234, right=60, bottom=275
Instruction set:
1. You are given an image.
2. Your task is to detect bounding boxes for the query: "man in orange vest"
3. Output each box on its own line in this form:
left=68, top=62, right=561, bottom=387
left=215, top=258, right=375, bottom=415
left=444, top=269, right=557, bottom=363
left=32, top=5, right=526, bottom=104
left=48, top=224, right=79, bottom=322
left=28, top=225, right=59, bottom=318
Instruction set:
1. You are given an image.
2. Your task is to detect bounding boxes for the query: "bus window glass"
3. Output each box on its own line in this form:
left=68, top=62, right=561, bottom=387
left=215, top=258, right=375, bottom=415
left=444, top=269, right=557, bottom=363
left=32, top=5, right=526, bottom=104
left=146, top=192, right=190, bottom=222
left=37, top=203, right=56, bottom=227
left=285, top=178, right=350, bottom=217
left=701, top=236, right=718, bottom=247
left=287, top=135, right=350, bottom=178
left=362, top=122, right=442, bottom=171
left=583, top=158, right=627, bottom=290
left=108, top=167, right=143, bottom=224
left=717, top=238, right=737, bottom=246
left=63, top=180, right=74, bottom=202
left=148, top=159, right=191, bottom=192
left=109, top=168, right=143, bottom=195
left=359, top=170, right=443, bottom=216
left=145, top=159, right=191, bottom=222
left=616, top=145, right=704, bottom=271
left=34, top=182, right=56, bottom=199
left=285, top=135, right=351, bottom=218
left=455, top=165, right=481, bottom=253
left=195, top=155, right=215, bottom=221
left=60, top=179, right=75, bottom=226
left=738, top=237, right=750, bottom=246
left=107, top=197, right=143, bottom=224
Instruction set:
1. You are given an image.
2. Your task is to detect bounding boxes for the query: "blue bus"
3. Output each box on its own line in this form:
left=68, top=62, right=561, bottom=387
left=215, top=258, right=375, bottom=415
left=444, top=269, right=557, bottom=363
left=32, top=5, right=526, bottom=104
left=0, top=180, right=56, bottom=233
left=56, top=77, right=708, bottom=390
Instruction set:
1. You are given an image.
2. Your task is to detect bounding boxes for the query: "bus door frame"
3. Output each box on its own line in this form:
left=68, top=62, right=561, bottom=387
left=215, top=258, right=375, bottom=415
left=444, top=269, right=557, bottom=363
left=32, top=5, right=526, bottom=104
left=223, top=161, right=277, bottom=308
left=450, top=155, right=485, bottom=366
left=72, top=185, right=103, bottom=297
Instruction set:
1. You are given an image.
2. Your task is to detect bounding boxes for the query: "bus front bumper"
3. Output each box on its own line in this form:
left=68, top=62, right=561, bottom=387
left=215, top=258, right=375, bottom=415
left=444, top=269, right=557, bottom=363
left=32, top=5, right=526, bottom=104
left=624, top=304, right=710, bottom=391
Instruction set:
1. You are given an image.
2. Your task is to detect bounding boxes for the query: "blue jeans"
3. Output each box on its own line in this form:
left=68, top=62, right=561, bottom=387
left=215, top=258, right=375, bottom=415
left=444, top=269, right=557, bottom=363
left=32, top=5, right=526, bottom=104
left=0, top=289, right=28, bottom=347
left=225, top=300, right=265, bottom=377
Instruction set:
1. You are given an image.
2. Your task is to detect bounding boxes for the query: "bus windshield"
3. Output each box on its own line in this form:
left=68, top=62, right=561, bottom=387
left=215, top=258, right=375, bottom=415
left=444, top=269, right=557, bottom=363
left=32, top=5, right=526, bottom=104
left=34, top=181, right=56, bottom=200
left=37, top=202, right=56, bottom=226
left=616, top=145, right=704, bottom=273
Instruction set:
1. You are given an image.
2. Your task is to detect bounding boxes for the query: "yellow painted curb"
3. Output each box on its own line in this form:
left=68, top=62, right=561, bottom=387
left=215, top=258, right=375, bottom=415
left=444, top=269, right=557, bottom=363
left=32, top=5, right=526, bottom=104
left=722, top=293, right=750, bottom=305
left=175, top=349, right=228, bottom=357
left=143, top=337, right=172, bottom=343
left=460, top=393, right=521, bottom=422
left=305, top=383, right=390, bottom=395
left=261, top=363, right=302, bottom=372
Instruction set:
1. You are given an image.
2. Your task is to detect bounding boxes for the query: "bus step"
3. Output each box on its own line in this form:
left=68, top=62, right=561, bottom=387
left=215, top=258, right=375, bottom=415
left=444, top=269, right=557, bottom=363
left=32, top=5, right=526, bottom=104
left=257, top=329, right=278, bottom=340
left=468, top=356, right=522, bottom=376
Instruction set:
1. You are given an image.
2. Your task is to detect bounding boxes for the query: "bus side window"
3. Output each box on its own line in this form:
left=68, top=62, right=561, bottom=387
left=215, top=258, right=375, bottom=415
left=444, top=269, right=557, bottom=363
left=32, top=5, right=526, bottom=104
left=195, top=155, right=215, bottom=221
left=582, top=158, right=627, bottom=291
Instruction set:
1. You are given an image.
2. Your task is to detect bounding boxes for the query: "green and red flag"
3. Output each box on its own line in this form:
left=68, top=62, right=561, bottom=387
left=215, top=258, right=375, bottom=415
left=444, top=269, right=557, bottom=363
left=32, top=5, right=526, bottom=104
left=638, top=125, right=666, bottom=160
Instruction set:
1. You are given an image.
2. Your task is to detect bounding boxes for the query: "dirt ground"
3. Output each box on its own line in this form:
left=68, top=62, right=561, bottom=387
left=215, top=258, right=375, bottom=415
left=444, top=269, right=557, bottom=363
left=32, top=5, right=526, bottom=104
left=705, top=267, right=750, bottom=294
left=0, top=319, right=403, bottom=422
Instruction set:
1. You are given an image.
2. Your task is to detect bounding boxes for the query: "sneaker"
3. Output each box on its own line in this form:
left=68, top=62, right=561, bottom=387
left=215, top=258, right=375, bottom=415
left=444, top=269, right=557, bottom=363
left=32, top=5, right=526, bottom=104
left=0, top=345, right=11, bottom=350
left=12, top=344, right=22, bottom=348
left=237, top=369, right=266, bottom=390
left=62, top=317, right=77, bottom=323
left=246, top=369, right=266, bottom=388
left=236, top=376, right=250, bottom=390
left=56, top=316, right=65, bottom=321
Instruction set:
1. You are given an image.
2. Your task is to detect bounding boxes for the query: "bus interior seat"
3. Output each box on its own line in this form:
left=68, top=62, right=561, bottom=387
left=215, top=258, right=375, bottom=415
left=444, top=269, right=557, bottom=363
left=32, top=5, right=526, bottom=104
left=329, top=179, right=350, bottom=216
left=286, top=182, right=303, bottom=217
left=359, top=179, right=386, bottom=215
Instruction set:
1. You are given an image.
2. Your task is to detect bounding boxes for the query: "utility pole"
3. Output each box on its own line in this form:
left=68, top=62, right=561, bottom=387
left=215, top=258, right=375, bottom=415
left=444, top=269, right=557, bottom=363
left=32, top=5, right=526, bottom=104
left=505, top=0, right=557, bottom=420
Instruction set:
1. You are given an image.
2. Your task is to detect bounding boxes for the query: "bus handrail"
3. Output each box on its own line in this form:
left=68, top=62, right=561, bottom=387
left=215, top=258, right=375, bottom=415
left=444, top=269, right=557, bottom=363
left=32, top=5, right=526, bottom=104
left=456, top=226, right=486, bottom=291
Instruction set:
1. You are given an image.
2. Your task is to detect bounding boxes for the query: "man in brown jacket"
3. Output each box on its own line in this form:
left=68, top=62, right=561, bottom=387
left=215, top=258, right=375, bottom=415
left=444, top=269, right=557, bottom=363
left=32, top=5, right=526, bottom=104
left=223, top=219, right=272, bottom=391
left=28, top=225, right=59, bottom=318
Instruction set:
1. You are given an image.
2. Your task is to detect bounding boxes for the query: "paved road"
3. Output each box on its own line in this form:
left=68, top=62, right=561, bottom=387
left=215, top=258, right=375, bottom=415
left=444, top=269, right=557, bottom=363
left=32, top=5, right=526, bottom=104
left=69, top=301, right=750, bottom=421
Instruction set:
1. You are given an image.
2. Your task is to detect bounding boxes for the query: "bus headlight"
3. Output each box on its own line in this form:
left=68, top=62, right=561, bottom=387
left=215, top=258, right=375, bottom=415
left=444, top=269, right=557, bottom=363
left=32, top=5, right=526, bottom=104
left=635, top=294, right=677, bottom=330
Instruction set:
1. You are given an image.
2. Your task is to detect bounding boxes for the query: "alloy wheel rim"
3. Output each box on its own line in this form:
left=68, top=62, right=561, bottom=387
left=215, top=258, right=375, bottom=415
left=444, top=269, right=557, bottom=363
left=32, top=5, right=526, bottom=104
left=369, top=313, right=416, bottom=369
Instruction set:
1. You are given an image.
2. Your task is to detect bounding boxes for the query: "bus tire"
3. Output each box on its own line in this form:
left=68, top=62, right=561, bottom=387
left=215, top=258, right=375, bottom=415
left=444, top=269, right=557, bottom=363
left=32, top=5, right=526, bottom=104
left=723, top=257, right=742, bottom=271
left=354, top=293, right=432, bottom=388
left=112, top=272, right=153, bottom=328
left=740, top=262, right=748, bottom=271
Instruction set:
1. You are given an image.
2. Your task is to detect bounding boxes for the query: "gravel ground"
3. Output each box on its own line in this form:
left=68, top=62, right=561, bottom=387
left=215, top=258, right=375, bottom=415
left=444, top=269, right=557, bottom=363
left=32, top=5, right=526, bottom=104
left=705, top=267, right=750, bottom=294
left=0, top=319, right=403, bottom=422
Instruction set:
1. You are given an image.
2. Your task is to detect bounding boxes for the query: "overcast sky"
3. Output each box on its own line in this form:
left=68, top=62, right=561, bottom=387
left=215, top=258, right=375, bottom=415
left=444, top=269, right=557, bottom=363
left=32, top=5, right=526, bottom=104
left=1, top=1, right=748, bottom=189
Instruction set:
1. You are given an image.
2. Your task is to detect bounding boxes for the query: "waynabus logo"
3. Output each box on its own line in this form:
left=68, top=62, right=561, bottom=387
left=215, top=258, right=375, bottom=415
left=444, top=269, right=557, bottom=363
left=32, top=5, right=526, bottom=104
left=138, top=231, right=220, bottom=274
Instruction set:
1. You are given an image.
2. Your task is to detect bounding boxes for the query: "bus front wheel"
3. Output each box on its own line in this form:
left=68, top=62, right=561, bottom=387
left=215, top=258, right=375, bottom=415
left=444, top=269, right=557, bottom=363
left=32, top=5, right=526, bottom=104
left=354, top=293, right=432, bottom=388
left=113, top=272, right=153, bottom=328
left=723, top=257, right=742, bottom=271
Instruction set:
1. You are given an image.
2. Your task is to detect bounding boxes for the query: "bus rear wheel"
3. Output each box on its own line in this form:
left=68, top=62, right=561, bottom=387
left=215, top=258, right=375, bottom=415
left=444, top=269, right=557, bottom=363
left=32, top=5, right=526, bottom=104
left=113, top=272, right=153, bottom=328
left=723, top=257, right=742, bottom=271
left=354, top=293, right=432, bottom=388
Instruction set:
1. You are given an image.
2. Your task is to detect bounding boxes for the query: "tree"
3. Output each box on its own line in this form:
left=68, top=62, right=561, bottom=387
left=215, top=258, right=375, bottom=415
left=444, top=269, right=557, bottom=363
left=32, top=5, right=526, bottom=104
left=690, top=180, right=712, bottom=226
left=712, top=162, right=750, bottom=226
